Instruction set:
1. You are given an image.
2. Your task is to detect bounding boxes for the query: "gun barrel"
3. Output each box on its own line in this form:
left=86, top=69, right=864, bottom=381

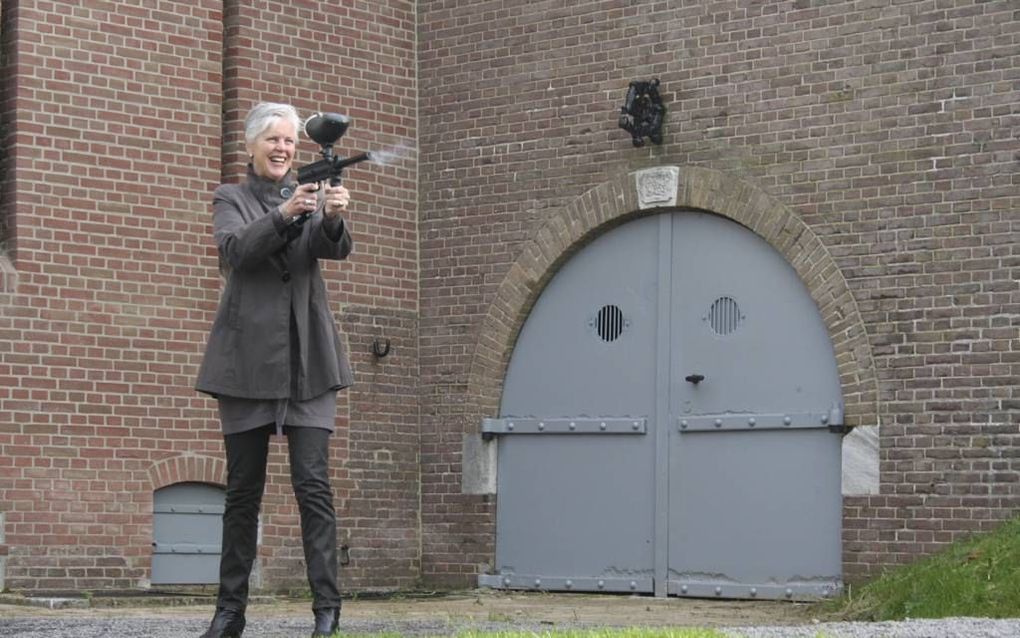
left=336, top=152, right=371, bottom=169
left=297, top=152, right=372, bottom=185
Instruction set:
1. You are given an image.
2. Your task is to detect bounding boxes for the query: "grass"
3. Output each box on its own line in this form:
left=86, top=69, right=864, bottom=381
left=334, top=631, right=733, bottom=638
left=822, top=515, right=1020, bottom=621
left=455, top=631, right=731, bottom=638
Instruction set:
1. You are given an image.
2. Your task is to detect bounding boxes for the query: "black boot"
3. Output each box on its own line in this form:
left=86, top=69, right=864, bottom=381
left=199, top=607, right=246, bottom=638
left=310, top=607, right=340, bottom=638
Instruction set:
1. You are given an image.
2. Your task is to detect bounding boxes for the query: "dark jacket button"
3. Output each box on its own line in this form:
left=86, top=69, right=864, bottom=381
left=281, top=272, right=291, bottom=282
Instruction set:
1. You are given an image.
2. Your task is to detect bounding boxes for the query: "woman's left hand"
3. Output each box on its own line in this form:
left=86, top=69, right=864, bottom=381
left=323, top=184, right=350, bottom=219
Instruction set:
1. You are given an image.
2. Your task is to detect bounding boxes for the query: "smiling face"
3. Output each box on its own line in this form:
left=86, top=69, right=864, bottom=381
left=247, top=118, right=297, bottom=182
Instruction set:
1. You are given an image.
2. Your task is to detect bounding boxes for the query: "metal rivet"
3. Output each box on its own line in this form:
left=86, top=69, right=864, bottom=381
left=821, top=414, right=829, bottom=424
left=680, top=585, right=688, bottom=594
left=630, top=581, right=637, bottom=590
left=748, top=417, right=756, bottom=427
left=750, top=587, right=757, bottom=597
left=600, top=422, right=607, bottom=431
left=715, top=586, right=722, bottom=596
left=538, top=422, right=545, bottom=431
left=503, top=577, right=511, bottom=586
left=507, top=422, right=514, bottom=431
left=565, top=580, right=573, bottom=588
left=680, top=419, right=688, bottom=429
left=714, top=418, right=722, bottom=427
left=632, top=421, right=640, bottom=430
left=784, top=416, right=792, bottom=425
left=597, top=580, right=605, bottom=589
left=569, top=422, right=576, bottom=430
left=785, top=588, right=793, bottom=598
left=534, top=579, right=541, bottom=587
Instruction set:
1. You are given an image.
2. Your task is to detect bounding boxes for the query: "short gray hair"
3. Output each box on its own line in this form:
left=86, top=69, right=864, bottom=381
left=244, top=102, right=301, bottom=146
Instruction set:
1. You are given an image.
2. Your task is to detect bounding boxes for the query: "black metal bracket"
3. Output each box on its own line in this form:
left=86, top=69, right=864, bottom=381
left=618, top=79, right=666, bottom=147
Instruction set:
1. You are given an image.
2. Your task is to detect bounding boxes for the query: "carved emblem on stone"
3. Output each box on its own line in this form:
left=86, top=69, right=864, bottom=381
left=635, top=166, right=679, bottom=209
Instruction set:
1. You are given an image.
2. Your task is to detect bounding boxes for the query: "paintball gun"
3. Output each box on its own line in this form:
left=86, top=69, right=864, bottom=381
left=288, top=112, right=372, bottom=228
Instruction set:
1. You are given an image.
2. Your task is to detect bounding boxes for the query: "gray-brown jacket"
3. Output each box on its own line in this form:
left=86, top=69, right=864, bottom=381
left=195, top=168, right=353, bottom=400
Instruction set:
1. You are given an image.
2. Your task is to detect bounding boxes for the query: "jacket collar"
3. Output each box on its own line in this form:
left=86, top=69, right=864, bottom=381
left=246, top=164, right=297, bottom=208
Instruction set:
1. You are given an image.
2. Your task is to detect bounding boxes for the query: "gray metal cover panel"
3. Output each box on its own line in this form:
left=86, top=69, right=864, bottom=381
left=151, top=482, right=224, bottom=585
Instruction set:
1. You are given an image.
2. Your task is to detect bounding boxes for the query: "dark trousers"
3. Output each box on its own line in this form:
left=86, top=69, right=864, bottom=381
left=216, top=424, right=341, bottom=612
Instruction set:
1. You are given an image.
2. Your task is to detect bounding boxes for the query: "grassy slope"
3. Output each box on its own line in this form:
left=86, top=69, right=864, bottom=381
left=823, top=515, right=1020, bottom=621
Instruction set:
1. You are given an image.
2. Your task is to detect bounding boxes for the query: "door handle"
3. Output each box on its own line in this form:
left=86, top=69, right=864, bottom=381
left=685, top=373, right=705, bottom=385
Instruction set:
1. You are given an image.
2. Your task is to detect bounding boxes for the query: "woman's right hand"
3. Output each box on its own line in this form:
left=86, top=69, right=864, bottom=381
left=280, top=183, right=320, bottom=219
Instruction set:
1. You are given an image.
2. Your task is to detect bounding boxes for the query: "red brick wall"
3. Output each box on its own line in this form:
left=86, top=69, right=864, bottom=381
left=1, top=0, right=1017, bottom=595
left=418, top=0, right=1019, bottom=586
left=0, top=0, right=419, bottom=593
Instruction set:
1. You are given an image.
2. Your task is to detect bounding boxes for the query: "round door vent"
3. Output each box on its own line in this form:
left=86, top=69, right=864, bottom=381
left=708, top=296, right=743, bottom=336
left=594, top=304, right=625, bottom=342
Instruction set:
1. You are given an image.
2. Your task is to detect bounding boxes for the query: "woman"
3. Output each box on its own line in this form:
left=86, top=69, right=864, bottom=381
left=195, top=102, right=353, bottom=638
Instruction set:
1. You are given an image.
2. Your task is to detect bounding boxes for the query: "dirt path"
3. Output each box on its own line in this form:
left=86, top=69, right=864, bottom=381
left=0, top=589, right=819, bottom=631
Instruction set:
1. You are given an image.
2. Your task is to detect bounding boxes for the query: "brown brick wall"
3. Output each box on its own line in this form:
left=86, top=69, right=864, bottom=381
left=418, top=0, right=1019, bottom=586
left=0, top=0, right=419, bottom=593
left=0, top=0, right=1016, bottom=595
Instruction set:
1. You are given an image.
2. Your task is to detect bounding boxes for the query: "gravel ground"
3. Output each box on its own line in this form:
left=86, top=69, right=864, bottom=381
left=0, top=591, right=1017, bottom=637
left=722, top=618, right=1020, bottom=638
left=2, top=615, right=1020, bottom=637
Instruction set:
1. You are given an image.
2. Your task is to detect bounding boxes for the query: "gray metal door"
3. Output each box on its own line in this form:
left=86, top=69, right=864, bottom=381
left=666, top=212, right=842, bottom=600
left=483, top=211, right=843, bottom=599
left=152, top=482, right=225, bottom=585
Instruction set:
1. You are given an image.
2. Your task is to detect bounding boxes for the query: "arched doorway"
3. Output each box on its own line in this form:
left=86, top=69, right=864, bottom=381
left=480, top=210, right=844, bottom=599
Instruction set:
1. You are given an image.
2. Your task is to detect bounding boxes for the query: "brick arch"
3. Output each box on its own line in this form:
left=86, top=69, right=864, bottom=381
left=147, top=454, right=227, bottom=491
left=467, top=165, right=879, bottom=427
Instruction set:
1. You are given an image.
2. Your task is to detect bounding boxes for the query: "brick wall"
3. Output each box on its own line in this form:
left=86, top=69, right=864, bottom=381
left=0, top=0, right=1016, bottom=595
left=418, top=0, right=1019, bottom=586
left=0, top=0, right=419, bottom=593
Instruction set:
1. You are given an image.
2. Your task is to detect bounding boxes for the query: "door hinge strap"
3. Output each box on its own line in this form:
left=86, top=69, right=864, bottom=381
left=677, top=408, right=843, bottom=432
left=667, top=578, right=840, bottom=601
left=481, top=417, right=647, bottom=435
left=479, top=573, right=653, bottom=593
